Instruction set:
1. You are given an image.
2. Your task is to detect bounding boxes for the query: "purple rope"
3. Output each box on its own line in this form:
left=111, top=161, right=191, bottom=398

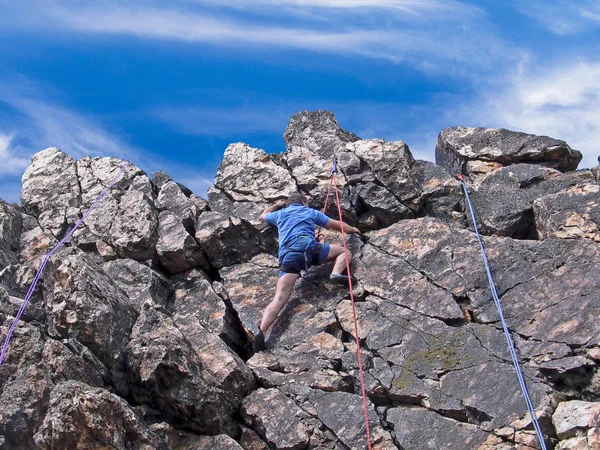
left=0, top=161, right=131, bottom=365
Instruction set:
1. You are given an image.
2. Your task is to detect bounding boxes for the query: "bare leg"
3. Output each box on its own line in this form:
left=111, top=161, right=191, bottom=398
left=260, top=273, right=299, bottom=334
left=325, top=244, right=352, bottom=275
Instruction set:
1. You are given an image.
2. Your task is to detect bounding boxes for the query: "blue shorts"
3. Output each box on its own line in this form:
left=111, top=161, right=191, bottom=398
left=278, top=243, right=330, bottom=277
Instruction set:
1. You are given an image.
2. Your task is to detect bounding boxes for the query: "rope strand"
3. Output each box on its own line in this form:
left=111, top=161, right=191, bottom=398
left=0, top=161, right=130, bottom=365
left=458, top=176, right=547, bottom=450
left=330, top=170, right=373, bottom=449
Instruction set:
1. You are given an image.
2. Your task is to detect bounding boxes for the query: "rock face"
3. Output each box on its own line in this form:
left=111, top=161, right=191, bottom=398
left=436, top=126, right=583, bottom=180
left=1, top=110, right=599, bottom=449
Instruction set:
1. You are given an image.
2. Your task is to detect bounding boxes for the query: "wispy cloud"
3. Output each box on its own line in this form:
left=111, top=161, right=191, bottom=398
left=0, top=133, right=30, bottom=176
left=1, top=1, right=505, bottom=73
left=469, top=59, right=600, bottom=169
left=513, top=1, right=600, bottom=35
left=0, top=78, right=218, bottom=200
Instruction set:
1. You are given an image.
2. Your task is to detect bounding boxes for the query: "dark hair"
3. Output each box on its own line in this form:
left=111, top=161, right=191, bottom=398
left=286, top=193, right=307, bottom=206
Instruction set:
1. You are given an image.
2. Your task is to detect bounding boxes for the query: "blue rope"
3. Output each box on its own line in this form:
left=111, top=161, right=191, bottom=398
left=458, top=177, right=547, bottom=450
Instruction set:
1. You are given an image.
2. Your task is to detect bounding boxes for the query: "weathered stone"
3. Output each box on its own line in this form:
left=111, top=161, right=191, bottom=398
left=192, top=434, right=245, bottom=450
left=469, top=164, right=591, bottom=238
left=171, top=270, right=249, bottom=355
left=241, top=388, right=312, bottom=449
left=73, top=157, right=158, bottom=259
left=435, top=127, right=583, bottom=179
left=239, top=425, right=269, bottom=450
left=41, top=338, right=109, bottom=387
left=157, top=211, right=208, bottom=273
left=102, top=258, right=172, bottom=311
left=195, top=212, right=274, bottom=270
left=110, top=189, right=159, bottom=260
left=349, top=139, right=418, bottom=206
left=552, top=400, right=600, bottom=439
left=387, top=407, right=488, bottom=450
left=248, top=349, right=352, bottom=392
left=7, top=112, right=600, bottom=450
left=21, top=148, right=81, bottom=238
left=311, top=391, right=395, bottom=449
left=126, top=306, right=240, bottom=435
left=534, top=183, right=600, bottom=241
left=155, top=180, right=205, bottom=229
left=592, top=165, right=600, bottom=183
left=33, top=381, right=167, bottom=449
left=409, top=160, right=463, bottom=221
left=357, top=243, right=464, bottom=322
left=352, top=182, right=414, bottom=228
left=0, top=200, right=21, bottom=268
left=43, top=249, right=137, bottom=393
left=209, top=143, right=296, bottom=219
left=18, top=225, right=57, bottom=266
left=282, top=110, right=360, bottom=195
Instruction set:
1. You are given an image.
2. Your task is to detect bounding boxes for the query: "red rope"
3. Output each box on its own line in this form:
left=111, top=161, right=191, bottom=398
left=331, top=173, right=373, bottom=449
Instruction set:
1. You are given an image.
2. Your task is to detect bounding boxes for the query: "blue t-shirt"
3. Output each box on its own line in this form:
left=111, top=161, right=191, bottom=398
left=265, top=204, right=330, bottom=259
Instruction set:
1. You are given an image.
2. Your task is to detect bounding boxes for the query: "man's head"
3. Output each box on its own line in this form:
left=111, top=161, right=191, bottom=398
left=286, top=193, right=308, bottom=207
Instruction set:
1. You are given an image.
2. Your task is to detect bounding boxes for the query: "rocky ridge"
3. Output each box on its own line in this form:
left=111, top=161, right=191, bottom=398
left=0, top=110, right=599, bottom=449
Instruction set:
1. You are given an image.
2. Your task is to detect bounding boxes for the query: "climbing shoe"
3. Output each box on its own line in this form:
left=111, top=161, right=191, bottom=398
left=254, top=330, right=265, bottom=353
left=329, top=273, right=357, bottom=285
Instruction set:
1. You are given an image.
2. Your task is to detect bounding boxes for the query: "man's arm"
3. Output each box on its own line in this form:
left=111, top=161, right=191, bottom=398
left=259, top=200, right=286, bottom=222
left=325, top=218, right=360, bottom=234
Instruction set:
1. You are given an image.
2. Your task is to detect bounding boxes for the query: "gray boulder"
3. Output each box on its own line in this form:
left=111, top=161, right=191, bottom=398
left=0, top=200, right=21, bottom=270
left=436, top=126, right=583, bottom=179
left=534, top=183, right=600, bottom=241
left=21, top=148, right=81, bottom=238
left=469, top=164, right=592, bottom=238
left=33, top=381, right=167, bottom=449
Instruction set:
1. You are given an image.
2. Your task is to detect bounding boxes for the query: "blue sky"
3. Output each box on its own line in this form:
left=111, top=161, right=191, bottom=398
left=1, top=1, right=599, bottom=203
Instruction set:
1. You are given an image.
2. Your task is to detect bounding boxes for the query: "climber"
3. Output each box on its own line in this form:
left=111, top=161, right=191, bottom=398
left=254, top=193, right=360, bottom=352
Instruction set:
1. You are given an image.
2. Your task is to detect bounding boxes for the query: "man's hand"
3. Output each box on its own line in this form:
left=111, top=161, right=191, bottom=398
left=348, top=226, right=361, bottom=234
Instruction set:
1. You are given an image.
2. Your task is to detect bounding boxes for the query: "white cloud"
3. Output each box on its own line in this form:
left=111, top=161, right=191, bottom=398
left=0, top=133, right=30, bottom=175
left=3, top=1, right=504, bottom=73
left=473, top=60, right=600, bottom=170
left=513, top=1, right=600, bottom=35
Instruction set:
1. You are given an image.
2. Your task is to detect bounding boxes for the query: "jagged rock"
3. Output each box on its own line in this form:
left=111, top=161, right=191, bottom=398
left=409, top=160, right=463, bottom=220
left=110, top=188, right=159, bottom=260
left=41, top=338, right=109, bottom=387
left=43, top=249, right=137, bottom=393
left=171, top=270, right=249, bottom=355
left=387, top=407, right=488, bottom=450
left=469, top=164, right=592, bottom=238
left=21, top=148, right=81, bottom=238
left=592, top=165, right=600, bottom=183
left=0, top=200, right=21, bottom=270
left=0, top=322, right=50, bottom=450
left=208, top=143, right=297, bottom=218
left=241, top=388, right=314, bottom=449
left=195, top=211, right=274, bottom=270
left=239, top=425, right=269, bottom=450
left=534, top=183, right=600, bottom=241
left=157, top=211, right=209, bottom=273
left=72, top=156, right=158, bottom=260
left=436, top=127, right=583, bottom=179
left=5, top=112, right=600, bottom=449
left=284, top=110, right=360, bottom=161
left=155, top=180, right=207, bottom=229
left=126, top=306, right=242, bottom=435
left=102, top=258, right=172, bottom=311
left=553, top=400, right=600, bottom=440
left=33, top=381, right=167, bottom=449
left=248, top=349, right=352, bottom=392
left=19, top=225, right=56, bottom=266
left=192, top=434, right=245, bottom=450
